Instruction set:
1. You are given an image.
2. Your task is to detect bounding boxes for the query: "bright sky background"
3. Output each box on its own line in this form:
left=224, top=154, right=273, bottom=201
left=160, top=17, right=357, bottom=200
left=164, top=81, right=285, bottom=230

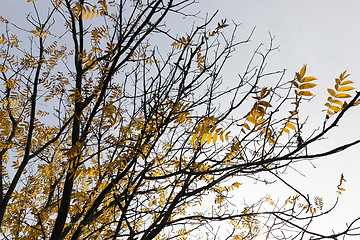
left=1, top=0, right=359, bottom=238
left=193, top=0, right=360, bottom=237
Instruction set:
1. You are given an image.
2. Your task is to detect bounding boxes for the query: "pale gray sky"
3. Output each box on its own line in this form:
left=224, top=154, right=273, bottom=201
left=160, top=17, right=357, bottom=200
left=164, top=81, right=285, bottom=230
left=195, top=1, right=360, bottom=237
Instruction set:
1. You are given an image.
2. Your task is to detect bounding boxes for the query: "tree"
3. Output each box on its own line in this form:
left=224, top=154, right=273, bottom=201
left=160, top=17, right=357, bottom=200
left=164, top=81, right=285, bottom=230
left=0, top=0, right=359, bottom=239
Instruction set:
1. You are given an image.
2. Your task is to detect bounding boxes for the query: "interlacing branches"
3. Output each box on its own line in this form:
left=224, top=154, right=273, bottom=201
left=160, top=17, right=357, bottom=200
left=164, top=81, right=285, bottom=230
left=0, top=1, right=359, bottom=240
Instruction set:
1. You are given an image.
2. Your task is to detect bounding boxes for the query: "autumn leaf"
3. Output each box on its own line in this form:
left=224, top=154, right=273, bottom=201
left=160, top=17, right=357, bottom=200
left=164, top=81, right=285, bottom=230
left=338, top=86, right=355, bottom=92
left=298, top=91, right=313, bottom=96
left=299, top=83, right=317, bottom=89
left=299, top=65, right=306, bottom=79
left=340, top=80, right=353, bottom=85
left=300, top=76, right=317, bottom=83
left=327, top=89, right=336, bottom=97
left=285, top=122, right=296, bottom=131
left=258, top=101, right=272, bottom=107
left=335, top=93, right=351, bottom=98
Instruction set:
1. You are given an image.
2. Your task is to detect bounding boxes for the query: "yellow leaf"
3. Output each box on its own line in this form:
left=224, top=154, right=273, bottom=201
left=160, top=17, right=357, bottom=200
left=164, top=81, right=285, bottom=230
left=338, top=86, right=355, bottom=92
left=252, top=110, right=262, bottom=117
left=282, top=128, right=290, bottom=133
left=332, top=99, right=343, bottom=106
left=207, top=133, right=212, bottom=144
left=246, top=116, right=256, bottom=125
left=299, top=83, right=317, bottom=89
left=190, top=133, right=198, bottom=144
left=200, top=134, right=207, bottom=145
left=300, top=76, right=317, bottom=83
left=233, top=182, right=242, bottom=188
left=257, top=118, right=266, bottom=124
left=244, top=122, right=250, bottom=130
left=340, top=80, right=353, bottom=85
left=339, top=71, right=350, bottom=80
left=338, top=187, right=346, bottom=191
left=329, top=105, right=340, bottom=112
left=343, top=73, right=350, bottom=79
left=299, top=65, right=306, bottom=78
left=285, top=122, right=296, bottom=131
left=225, top=131, right=230, bottom=141
left=220, top=134, right=224, bottom=142
left=335, top=93, right=351, bottom=98
left=298, top=91, right=313, bottom=96
left=258, top=101, right=271, bottom=107
left=213, top=133, right=218, bottom=144
left=327, top=89, right=336, bottom=97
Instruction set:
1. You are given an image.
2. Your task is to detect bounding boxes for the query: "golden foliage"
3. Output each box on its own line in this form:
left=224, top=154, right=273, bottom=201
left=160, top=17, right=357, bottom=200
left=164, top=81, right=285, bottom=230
left=324, top=71, right=358, bottom=118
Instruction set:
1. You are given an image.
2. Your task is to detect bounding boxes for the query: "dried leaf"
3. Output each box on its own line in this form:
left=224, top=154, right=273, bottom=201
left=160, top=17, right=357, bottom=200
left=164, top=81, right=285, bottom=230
left=257, top=118, right=266, bottom=124
left=329, top=105, right=340, bottom=112
left=340, top=80, right=353, bottom=85
left=220, top=134, right=224, bottom=142
left=258, top=101, right=271, bottom=107
left=190, top=133, right=198, bottom=144
left=260, top=88, right=267, bottom=97
left=335, top=78, right=340, bottom=85
left=335, top=93, right=351, bottom=98
left=298, top=91, right=313, bottom=96
left=327, top=89, right=336, bottom=97
left=299, top=83, right=317, bottom=89
left=207, top=133, right=212, bottom=144
left=290, top=80, right=299, bottom=88
left=200, top=133, right=207, bottom=145
left=332, top=99, right=343, bottom=106
left=285, top=122, right=296, bottom=131
left=299, top=65, right=306, bottom=79
left=338, top=86, right=355, bottom=92
left=300, top=76, right=317, bottom=83
left=246, top=116, right=257, bottom=125
left=213, top=133, right=218, bottom=144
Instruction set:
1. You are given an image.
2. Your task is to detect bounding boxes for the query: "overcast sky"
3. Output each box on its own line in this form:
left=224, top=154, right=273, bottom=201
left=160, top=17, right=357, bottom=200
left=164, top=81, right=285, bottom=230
left=194, top=0, right=360, bottom=237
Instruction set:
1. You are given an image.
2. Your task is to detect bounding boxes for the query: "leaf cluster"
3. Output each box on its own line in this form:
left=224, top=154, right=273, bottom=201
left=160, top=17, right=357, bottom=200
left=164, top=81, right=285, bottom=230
left=324, top=71, right=359, bottom=117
